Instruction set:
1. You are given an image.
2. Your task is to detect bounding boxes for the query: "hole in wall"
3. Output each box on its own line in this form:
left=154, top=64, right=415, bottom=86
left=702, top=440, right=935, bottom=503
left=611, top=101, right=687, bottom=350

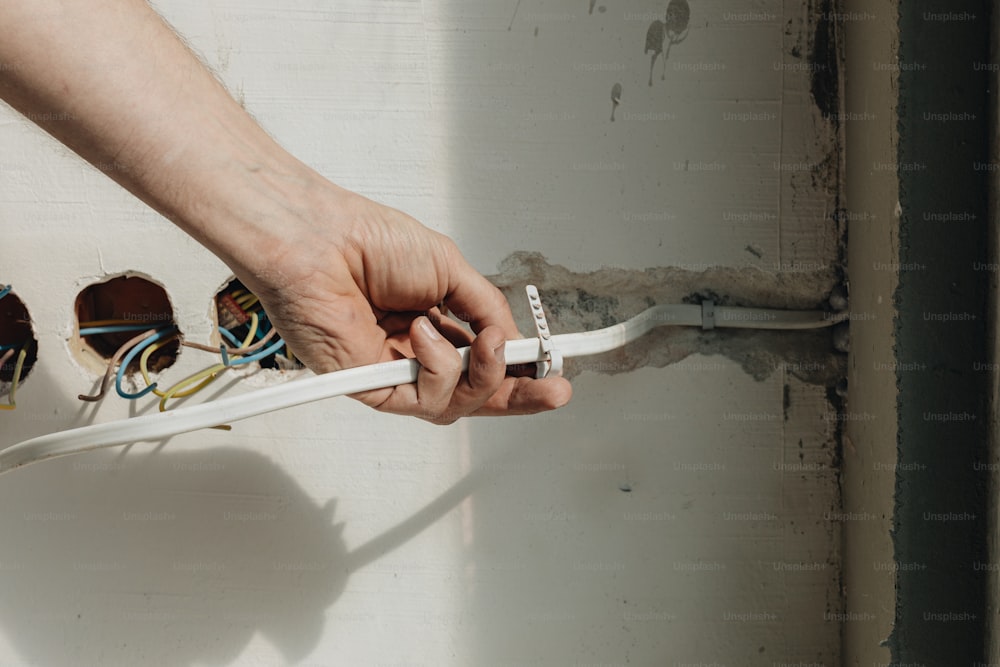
left=72, top=275, right=180, bottom=375
left=0, top=288, right=38, bottom=390
left=214, top=278, right=301, bottom=371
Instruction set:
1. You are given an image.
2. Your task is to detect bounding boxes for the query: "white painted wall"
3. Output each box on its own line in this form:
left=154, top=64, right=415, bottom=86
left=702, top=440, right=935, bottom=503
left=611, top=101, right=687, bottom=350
left=0, top=1, right=841, bottom=665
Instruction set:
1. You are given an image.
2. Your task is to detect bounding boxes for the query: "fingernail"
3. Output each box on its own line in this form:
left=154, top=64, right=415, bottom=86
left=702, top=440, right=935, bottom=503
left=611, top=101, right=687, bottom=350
left=419, top=317, right=442, bottom=341
left=493, top=341, right=505, bottom=363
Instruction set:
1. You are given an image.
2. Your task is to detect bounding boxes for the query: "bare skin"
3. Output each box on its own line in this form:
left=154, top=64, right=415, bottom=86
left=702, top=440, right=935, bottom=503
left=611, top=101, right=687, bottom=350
left=0, top=0, right=572, bottom=423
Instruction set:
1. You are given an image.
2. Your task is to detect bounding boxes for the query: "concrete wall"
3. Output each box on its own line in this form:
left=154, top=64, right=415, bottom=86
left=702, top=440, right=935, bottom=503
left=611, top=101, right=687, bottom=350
left=840, top=1, right=898, bottom=664
left=0, top=1, right=845, bottom=664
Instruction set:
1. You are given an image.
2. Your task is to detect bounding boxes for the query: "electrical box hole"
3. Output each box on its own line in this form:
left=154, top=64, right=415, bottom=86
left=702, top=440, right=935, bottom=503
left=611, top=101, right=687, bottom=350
left=0, top=288, right=38, bottom=393
left=73, top=275, right=180, bottom=375
left=214, top=278, right=301, bottom=370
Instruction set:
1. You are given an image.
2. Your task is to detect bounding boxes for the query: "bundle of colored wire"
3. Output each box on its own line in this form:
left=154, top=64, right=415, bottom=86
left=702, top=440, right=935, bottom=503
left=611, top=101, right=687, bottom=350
left=79, top=328, right=163, bottom=402
left=0, top=344, right=29, bottom=411
left=77, top=322, right=175, bottom=402
left=0, top=285, right=27, bottom=410
left=75, top=287, right=293, bottom=407
left=154, top=311, right=263, bottom=419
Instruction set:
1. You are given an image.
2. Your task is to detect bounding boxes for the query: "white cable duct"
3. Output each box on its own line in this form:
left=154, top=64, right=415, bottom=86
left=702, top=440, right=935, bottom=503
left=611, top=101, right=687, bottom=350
left=0, top=302, right=847, bottom=474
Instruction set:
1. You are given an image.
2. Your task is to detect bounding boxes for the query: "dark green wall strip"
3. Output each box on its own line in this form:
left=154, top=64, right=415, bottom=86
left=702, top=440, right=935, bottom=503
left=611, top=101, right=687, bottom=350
left=893, top=2, right=991, bottom=663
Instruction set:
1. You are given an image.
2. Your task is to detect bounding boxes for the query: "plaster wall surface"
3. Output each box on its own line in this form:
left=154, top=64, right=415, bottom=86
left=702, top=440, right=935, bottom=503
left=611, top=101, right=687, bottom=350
left=840, top=0, right=898, bottom=664
left=0, top=1, right=844, bottom=664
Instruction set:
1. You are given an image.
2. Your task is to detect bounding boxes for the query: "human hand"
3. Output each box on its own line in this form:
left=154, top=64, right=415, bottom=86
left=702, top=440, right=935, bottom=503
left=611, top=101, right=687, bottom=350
left=0, top=0, right=571, bottom=423
left=239, top=186, right=573, bottom=424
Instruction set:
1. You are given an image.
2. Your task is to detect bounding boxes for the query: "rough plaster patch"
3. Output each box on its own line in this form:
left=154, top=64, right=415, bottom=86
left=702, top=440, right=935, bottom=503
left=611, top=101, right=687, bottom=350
left=489, top=251, right=846, bottom=385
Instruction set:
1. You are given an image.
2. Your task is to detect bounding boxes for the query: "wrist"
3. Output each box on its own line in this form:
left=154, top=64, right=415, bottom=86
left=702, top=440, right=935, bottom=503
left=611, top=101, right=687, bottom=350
left=165, top=138, right=350, bottom=289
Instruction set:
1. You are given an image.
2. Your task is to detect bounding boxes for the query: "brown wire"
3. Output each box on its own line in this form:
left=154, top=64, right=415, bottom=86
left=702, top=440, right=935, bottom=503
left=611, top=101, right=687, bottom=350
left=181, top=326, right=278, bottom=356
left=78, top=328, right=161, bottom=402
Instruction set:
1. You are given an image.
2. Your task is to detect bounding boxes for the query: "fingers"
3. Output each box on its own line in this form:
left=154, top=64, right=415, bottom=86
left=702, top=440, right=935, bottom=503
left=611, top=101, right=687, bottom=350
left=409, top=316, right=464, bottom=420
left=442, top=244, right=522, bottom=341
left=475, top=375, right=574, bottom=416
left=360, top=315, right=572, bottom=423
left=364, top=317, right=506, bottom=424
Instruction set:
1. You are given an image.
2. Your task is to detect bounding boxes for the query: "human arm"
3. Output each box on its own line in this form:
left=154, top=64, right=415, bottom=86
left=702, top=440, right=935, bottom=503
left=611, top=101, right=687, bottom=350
left=0, top=0, right=572, bottom=422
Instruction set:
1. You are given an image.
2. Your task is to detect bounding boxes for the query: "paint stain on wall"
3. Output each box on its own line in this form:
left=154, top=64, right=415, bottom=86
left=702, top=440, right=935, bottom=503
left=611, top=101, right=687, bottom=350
left=645, top=0, right=690, bottom=86
left=610, top=83, right=622, bottom=121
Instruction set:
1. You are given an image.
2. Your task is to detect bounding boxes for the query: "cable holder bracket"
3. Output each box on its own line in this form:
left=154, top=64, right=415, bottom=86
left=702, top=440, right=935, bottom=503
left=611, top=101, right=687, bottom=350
left=525, top=285, right=563, bottom=379
left=701, top=299, right=716, bottom=331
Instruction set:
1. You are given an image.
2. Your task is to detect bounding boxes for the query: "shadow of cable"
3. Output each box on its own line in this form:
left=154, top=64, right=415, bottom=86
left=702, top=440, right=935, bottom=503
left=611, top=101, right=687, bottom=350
left=0, top=442, right=489, bottom=666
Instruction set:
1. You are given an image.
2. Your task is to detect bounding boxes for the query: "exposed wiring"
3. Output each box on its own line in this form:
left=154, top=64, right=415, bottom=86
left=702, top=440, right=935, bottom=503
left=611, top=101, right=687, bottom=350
left=1, top=301, right=847, bottom=472
left=158, top=363, right=229, bottom=409
left=0, top=285, right=29, bottom=410
left=79, top=323, right=163, bottom=336
left=76, top=284, right=288, bottom=407
left=0, top=345, right=28, bottom=411
left=218, top=326, right=242, bottom=348
left=137, top=332, right=182, bottom=397
left=235, top=293, right=258, bottom=309
left=154, top=312, right=260, bottom=426
left=227, top=337, right=286, bottom=367
left=242, top=312, right=259, bottom=346
left=114, top=326, right=177, bottom=399
left=0, top=349, right=15, bottom=410
left=79, top=328, right=163, bottom=402
left=181, top=327, right=278, bottom=356
left=79, top=319, right=152, bottom=327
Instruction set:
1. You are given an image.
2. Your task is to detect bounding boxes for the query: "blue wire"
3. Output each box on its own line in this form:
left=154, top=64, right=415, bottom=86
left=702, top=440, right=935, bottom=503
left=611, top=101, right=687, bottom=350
left=80, top=324, right=162, bottom=336
left=0, top=285, right=10, bottom=302
left=115, top=326, right=178, bottom=399
left=229, top=337, right=286, bottom=367
left=218, top=327, right=241, bottom=347
left=255, top=313, right=270, bottom=340
left=0, top=343, right=18, bottom=352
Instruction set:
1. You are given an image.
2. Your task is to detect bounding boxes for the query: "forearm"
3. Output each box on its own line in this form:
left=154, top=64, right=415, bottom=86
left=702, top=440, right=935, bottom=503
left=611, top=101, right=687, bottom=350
left=0, top=0, right=326, bottom=276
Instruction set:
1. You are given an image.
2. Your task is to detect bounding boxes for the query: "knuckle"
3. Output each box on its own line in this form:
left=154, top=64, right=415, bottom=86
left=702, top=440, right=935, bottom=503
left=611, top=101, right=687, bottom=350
left=428, top=408, right=461, bottom=425
left=440, top=357, right=463, bottom=377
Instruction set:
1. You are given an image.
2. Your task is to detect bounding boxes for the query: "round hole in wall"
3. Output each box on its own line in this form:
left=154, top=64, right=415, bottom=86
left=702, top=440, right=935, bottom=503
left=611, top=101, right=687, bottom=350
left=0, top=288, right=38, bottom=390
left=214, top=278, right=301, bottom=371
left=73, top=275, right=180, bottom=375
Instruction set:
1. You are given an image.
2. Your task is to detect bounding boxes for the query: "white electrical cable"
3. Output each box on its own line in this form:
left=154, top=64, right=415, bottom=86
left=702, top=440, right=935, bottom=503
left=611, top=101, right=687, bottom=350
left=0, top=303, right=847, bottom=474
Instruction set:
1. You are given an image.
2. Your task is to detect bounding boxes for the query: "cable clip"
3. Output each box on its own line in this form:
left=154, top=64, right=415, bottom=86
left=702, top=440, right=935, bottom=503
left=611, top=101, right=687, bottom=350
left=701, top=300, right=715, bottom=331
left=525, top=285, right=563, bottom=379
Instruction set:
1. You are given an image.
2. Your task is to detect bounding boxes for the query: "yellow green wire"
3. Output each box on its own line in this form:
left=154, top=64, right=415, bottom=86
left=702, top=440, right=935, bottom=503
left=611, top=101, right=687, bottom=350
left=235, top=293, right=258, bottom=309
left=242, top=312, right=258, bottom=345
left=158, top=363, right=227, bottom=407
left=0, top=345, right=28, bottom=411
left=139, top=333, right=180, bottom=398
left=157, top=364, right=231, bottom=430
left=152, top=313, right=261, bottom=430
left=79, top=319, right=138, bottom=327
